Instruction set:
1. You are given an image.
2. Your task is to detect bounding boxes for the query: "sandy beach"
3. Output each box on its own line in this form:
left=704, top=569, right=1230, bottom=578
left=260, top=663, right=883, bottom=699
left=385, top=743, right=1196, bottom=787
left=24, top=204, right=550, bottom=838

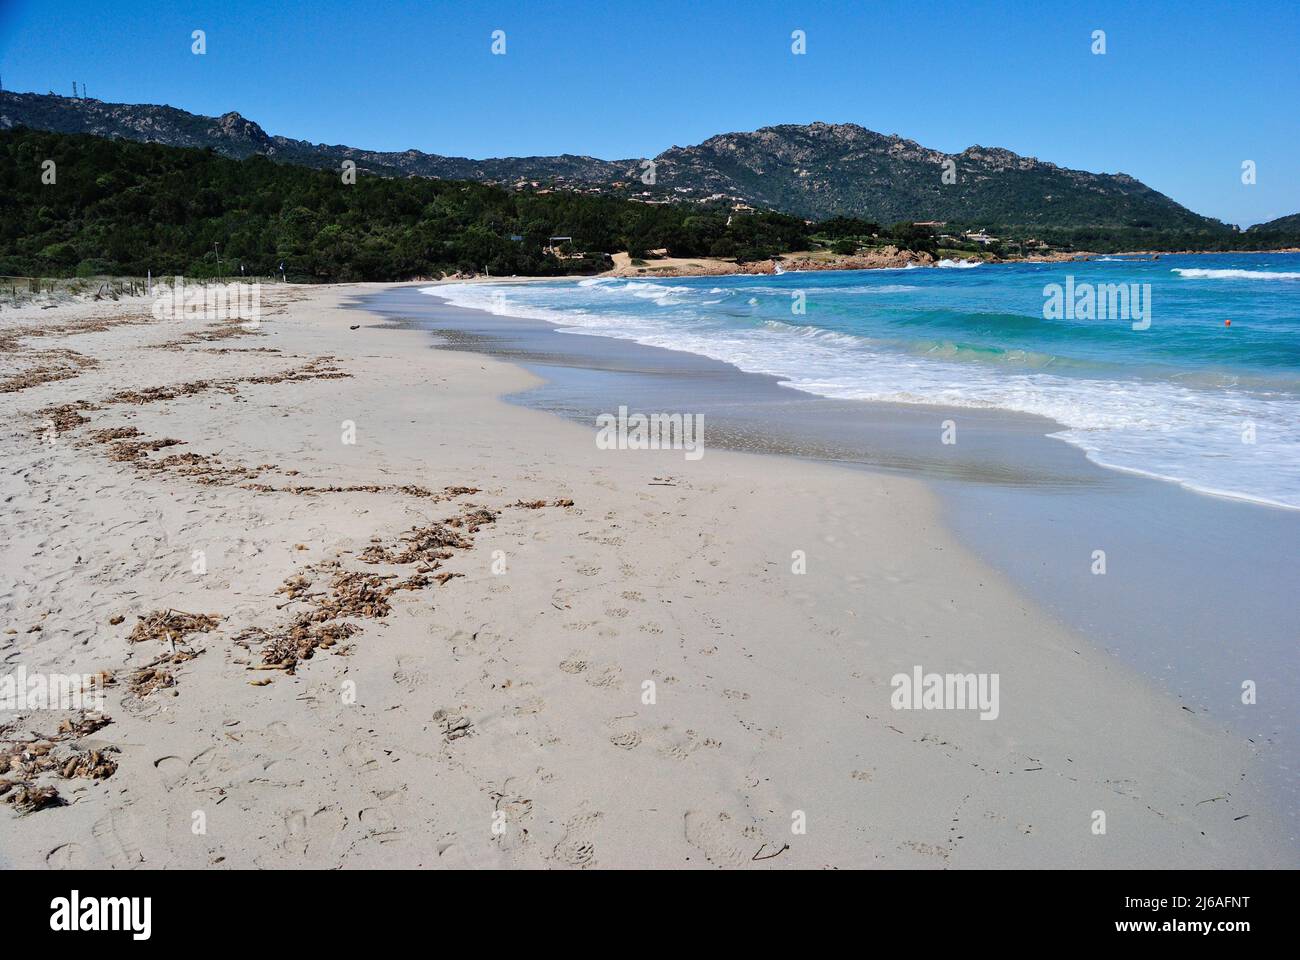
left=0, top=282, right=1290, bottom=869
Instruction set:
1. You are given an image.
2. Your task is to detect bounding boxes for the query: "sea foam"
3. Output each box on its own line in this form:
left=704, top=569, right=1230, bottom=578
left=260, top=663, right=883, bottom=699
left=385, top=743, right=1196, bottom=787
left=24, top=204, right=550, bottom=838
left=423, top=257, right=1300, bottom=509
left=1173, top=268, right=1300, bottom=280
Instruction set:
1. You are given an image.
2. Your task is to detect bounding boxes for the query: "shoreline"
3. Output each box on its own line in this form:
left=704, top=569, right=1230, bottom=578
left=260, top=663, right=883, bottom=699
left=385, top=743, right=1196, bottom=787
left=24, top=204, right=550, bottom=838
left=0, top=283, right=1292, bottom=867
left=375, top=281, right=1300, bottom=827
left=416, top=271, right=1300, bottom=513
left=481, top=247, right=1300, bottom=281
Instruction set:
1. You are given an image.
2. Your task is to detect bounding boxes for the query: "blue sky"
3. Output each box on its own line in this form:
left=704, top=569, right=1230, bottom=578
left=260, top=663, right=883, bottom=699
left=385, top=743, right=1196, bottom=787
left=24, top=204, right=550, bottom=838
left=2, top=0, right=1296, bottom=226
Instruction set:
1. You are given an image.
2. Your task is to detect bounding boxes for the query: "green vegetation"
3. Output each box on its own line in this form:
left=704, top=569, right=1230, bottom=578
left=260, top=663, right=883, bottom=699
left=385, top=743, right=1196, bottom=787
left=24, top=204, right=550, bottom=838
left=817, top=216, right=881, bottom=239
left=8, top=94, right=1300, bottom=254
left=0, top=129, right=812, bottom=281
left=811, top=220, right=941, bottom=256
left=5, top=127, right=1295, bottom=282
left=1003, top=223, right=1295, bottom=253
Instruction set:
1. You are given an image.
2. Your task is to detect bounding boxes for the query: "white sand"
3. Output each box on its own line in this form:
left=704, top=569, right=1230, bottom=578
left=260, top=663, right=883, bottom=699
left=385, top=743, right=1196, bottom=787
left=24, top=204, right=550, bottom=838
left=0, top=283, right=1288, bottom=868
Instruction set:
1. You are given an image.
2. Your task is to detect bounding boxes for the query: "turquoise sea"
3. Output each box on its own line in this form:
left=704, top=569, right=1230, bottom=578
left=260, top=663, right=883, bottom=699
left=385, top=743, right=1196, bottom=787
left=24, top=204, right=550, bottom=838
left=430, top=252, right=1300, bottom=510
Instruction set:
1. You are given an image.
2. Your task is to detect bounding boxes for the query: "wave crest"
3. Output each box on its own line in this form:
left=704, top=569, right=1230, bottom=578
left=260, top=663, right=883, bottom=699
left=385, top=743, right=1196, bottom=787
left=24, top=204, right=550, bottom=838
left=1173, top=268, right=1300, bottom=281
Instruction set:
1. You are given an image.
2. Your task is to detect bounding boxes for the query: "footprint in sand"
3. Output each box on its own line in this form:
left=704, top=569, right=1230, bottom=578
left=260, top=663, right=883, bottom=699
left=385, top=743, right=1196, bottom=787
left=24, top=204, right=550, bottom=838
left=683, top=811, right=757, bottom=867
left=492, top=768, right=552, bottom=837
left=491, top=787, right=535, bottom=825
left=188, top=745, right=238, bottom=781
left=359, top=806, right=398, bottom=839
left=445, top=628, right=479, bottom=659
left=91, top=811, right=146, bottom=868
left=393, top=662, right=429, bottom=692
left=256, top=719, right=298, bottom=747
left=46, top=842, right=86, bottom=869
left=584, top=664, right=623, bottom=689
left=550, top=811, right=603, bottom=869
left=261, top=756, right=305, bottom=785
left=342, top=741, right=382, bottom=775
left=153, top=754, right=187, bottom=791
left=511, top=694, right=546, bottom=716
left=445, top=625, right=501, bottom=659
left=282, top=805, right=347, bottom=856
left=651, top=726, right=719, bottom=761
left=608, top=731, right=641, bottom=750
left=282, top=809, right=310, bottom=854
left=118, top=691, right=166, bottom=718
left=558, top=655, right=589, bottom=675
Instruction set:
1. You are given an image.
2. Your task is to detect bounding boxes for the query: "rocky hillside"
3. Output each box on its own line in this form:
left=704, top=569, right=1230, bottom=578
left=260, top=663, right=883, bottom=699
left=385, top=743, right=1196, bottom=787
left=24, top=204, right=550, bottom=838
left=0, top=91, right=640, bottom=183
left=648, top=122, right=1220, bottom=229
left=1, top=91, right=1227, bottom=233
left=1247, top=212, right=1300, bottom=235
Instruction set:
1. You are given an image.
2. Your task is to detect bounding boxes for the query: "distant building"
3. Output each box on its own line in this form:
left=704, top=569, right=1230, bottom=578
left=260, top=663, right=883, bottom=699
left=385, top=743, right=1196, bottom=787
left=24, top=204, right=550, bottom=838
left=545, top=236, right=585, bottom=258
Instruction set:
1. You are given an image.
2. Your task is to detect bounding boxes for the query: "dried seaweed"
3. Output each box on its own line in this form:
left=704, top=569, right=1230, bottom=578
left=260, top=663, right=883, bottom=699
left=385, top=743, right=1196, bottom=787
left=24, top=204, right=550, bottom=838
left=447, top=508, right=498, bottom=533
left=60, top=748, right=119, bottom=780
left=106, top=380, right=224, bottom=405
left=127, top=649, right=202, bottom=698
left=255, top=619, right=361, bottom=672
left=148, top=320, right=265, bottom=350
left=0, top=710, right=117, bottom=813
left=243, top=357, right=350, bottom=385
left=33, top=401, right=96, bottom=433
left=0, top=350, right=97, bottom=393
left=3, top=783, right=62, bottom=813
left=86, top=426, right=142, bottom=443
left=359, top=522, right=469, bottom=565
left=56, top=714, right=113, bottom=738
left=126, top=609, right=221, bottom=645
left=108, top=437, right=185, bottom=462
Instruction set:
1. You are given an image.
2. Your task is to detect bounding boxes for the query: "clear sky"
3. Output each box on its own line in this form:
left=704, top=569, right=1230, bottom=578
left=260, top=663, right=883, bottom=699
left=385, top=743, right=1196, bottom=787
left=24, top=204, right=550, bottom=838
left=2, top=0, right=1296, bottom=226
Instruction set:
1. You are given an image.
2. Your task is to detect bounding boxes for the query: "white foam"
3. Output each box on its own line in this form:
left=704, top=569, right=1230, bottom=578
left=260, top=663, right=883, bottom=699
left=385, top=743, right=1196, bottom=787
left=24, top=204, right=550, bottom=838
left=421, top=282, right=1300, bottom=510
left=1173, top=268, right=1300, bottom=281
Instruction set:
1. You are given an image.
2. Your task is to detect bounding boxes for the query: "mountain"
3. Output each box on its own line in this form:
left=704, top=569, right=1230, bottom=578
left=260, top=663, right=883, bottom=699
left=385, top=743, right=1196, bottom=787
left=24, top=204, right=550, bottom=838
left=0, top=90, right=1228, bottom=236
left=1247, top=212, right=1300, bottom=234
left=646, top=123, right=1222, bottom=231
left=0, top=91, right=638, bottom=185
